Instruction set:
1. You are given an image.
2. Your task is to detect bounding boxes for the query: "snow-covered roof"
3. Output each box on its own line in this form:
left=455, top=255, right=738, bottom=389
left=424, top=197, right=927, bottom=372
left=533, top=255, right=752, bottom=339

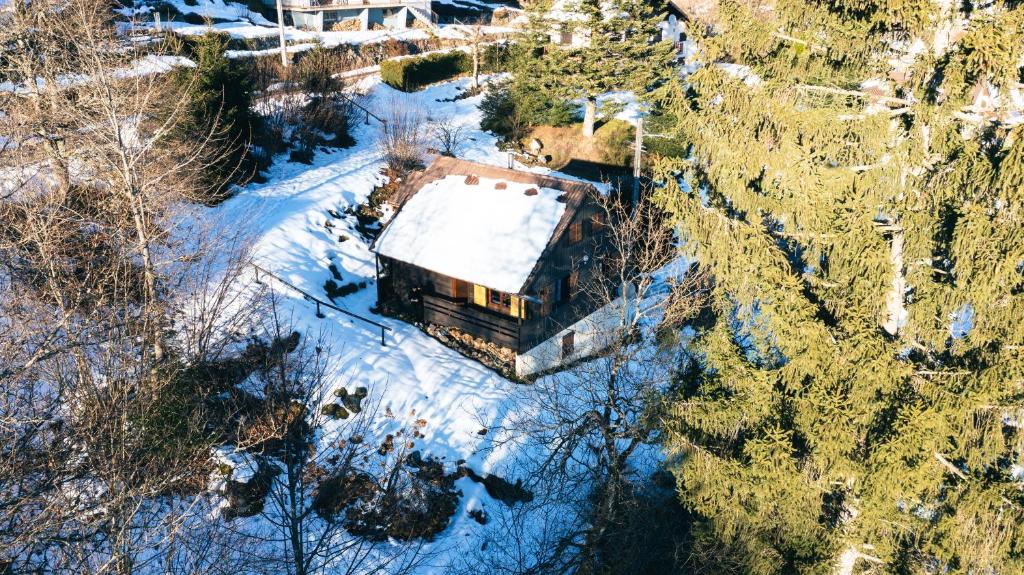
left=373, top=157, right=592, bottom=294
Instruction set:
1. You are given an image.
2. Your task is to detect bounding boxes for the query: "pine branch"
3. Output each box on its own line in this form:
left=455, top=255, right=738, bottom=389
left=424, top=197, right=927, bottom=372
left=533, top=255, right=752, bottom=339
left=773, top=30, right=826, bottom=53
left=795, top=85, right=914, bottom=107
left=933, top=452, right=967, bottom=480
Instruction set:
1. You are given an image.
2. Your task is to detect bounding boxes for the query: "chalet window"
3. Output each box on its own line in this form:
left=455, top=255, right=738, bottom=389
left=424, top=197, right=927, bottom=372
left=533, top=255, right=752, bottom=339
left=489, top=289, right=512, bottom=308
left=568, top=221, right=583, bottom=244
left=562, top=331, right=575, bottom=358
left=589, top=213, right=606, bottom=234
left=554, top=272, right=576, bottom=304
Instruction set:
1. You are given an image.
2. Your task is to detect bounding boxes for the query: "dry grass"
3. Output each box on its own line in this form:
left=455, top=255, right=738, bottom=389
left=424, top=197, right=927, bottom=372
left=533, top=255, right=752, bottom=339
left=525, top=120, right=635, bottom=170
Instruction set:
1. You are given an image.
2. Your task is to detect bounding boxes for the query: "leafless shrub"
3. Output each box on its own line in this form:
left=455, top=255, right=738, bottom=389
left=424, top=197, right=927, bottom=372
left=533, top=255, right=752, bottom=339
left=429, top=115, right=469, bottom=157
left=377, top=98, right=428, bottom=178
left=250, top=46, right=358, bottom=160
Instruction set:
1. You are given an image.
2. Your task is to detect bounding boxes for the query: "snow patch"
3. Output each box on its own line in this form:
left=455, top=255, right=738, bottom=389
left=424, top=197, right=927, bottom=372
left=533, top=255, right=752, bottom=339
left=211, top=445, right=258, bottom=484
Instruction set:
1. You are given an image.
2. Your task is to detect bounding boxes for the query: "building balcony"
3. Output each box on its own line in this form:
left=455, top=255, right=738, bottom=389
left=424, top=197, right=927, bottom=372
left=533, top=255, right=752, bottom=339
left=277, top=0, right=429, bottom=11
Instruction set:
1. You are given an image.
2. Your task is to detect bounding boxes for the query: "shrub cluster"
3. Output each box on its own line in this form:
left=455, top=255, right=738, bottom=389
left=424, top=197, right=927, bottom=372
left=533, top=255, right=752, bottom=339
left=380, top=51, right=471, bottom=91
left=479, top=78, right=579, bottom=141
left=596, top=119, right=636, bottom=167
left=380, top=45, right=508, bottom=92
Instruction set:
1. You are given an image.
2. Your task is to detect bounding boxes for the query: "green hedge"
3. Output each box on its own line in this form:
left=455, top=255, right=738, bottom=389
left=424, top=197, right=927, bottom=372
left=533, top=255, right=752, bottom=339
left=380, top=45, right=509, bottom=92
left=381, top=51, right=470, bottom=91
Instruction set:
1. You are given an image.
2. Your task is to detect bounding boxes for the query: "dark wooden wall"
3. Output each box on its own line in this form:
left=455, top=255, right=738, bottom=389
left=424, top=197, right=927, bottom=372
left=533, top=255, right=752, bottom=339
left=519, top=196, right=611, bottom=351
left=377, top=256, right=523, bottom=349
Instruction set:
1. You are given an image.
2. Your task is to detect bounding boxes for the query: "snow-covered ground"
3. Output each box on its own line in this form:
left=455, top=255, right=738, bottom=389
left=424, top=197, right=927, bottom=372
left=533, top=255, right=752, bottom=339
left=212, top=76, right=602, bottom=571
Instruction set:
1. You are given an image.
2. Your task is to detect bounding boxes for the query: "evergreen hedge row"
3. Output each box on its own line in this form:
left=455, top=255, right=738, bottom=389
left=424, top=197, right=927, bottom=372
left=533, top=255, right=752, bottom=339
left=380, top=45, right=509, bottom=92
left=381, top=51, right=470, bottom=91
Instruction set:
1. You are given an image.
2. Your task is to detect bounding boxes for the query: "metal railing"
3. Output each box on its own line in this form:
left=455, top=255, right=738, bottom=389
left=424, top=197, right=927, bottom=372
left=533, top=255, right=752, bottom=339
left=331, top=93, right=386, bottom=126
left=252, top=263, right=392, bottom=347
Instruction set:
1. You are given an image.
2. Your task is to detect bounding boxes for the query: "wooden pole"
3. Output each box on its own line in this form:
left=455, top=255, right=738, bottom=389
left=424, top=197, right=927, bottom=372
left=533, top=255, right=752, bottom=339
left=632, top=117, right=643, bottom=207
left=275, top=0, right=290, bottom=68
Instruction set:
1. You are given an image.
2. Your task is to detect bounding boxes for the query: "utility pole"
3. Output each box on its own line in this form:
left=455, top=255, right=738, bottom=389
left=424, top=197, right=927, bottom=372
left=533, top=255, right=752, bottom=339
left=276, top=0, right=290, bottom=68
left=632, top=117, right=643, bottom=207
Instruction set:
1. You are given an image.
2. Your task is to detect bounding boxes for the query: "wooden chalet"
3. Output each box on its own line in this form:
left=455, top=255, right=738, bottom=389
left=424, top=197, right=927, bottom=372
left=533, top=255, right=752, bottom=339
left=371, top=157, right=613, bottom=376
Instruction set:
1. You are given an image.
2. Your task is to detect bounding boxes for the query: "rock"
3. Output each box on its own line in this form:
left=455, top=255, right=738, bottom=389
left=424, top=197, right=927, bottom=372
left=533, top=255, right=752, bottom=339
left=528, top=138, right=544, bottom=154
left=468, top=508, right=488, bottom=525
left=378, top=434, right=394, bottom=455
left=341, top=392, right=363, bottom=414
left=312, top=470, right=377, bottom=521
left=407, top=450, right=424, bottom=467
left=322, top=403, right=350, bottom=419
left=343, top=453, right=460, bottom=542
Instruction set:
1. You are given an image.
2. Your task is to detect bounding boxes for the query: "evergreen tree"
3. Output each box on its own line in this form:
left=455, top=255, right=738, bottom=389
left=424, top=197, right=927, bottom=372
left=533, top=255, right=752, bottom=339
left=521, top=0, right=676, bottom=137
left=172, top=32, right=258, bottom=202
left=654, top=0, right=1024, bottom=573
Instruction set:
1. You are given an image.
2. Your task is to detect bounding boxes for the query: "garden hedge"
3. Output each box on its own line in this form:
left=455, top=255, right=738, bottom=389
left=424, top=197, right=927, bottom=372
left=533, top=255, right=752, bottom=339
left=380, top=45, right=509, bottom=92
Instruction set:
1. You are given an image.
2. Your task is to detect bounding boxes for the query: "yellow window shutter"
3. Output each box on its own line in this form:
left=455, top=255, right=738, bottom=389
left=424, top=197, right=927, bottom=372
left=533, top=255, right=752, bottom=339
left=473, top=284, right=487, bottom=306
left=510, top=295, right=522, bottom=319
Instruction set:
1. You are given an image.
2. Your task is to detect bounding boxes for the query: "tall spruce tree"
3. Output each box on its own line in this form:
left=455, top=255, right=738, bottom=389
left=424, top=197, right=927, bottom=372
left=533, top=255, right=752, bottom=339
left=523, top=0, right=676, bottom=137
left=172, top=32, right=258, bottom=202
left=654, top=0, right=1024, bottom=573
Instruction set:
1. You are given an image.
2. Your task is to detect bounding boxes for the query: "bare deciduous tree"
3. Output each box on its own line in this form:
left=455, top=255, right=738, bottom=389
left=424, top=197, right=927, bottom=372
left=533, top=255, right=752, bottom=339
left=463, top=20, right=489, bottom=90
left=0, top=0, right=266, bottom=572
